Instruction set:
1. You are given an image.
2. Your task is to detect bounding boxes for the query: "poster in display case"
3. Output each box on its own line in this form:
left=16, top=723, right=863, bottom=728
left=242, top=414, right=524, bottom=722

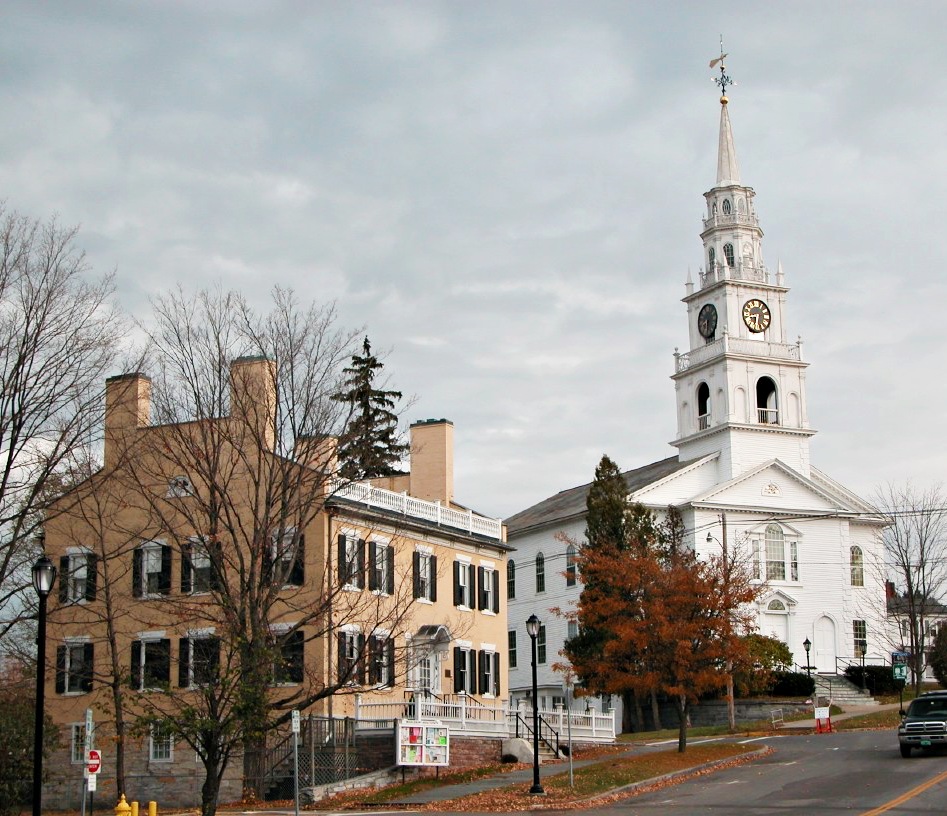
left=396, top=719, right=449, bottom=766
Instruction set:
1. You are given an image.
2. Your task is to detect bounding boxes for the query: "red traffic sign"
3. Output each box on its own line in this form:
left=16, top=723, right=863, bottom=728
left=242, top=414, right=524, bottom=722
left=87, top=749, right=101, bottom=774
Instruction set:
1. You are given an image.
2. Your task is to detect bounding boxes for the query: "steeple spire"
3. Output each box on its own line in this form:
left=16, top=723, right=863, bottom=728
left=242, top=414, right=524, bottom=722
left=710, top=41, right=740, bottom=186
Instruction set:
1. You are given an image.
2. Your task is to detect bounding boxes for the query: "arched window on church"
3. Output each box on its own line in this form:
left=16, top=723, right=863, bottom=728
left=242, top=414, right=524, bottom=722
left=722, top=199, right=732, bottom=215
left=756, top=376, right=778, bottom=424
left=507, top=560, right=516, bottom=599
left=697, top=383, right=710, bottom=430
left=723, top=243, right=735, bottom=267
left=565, top=544, right=577, bottom=587
left=708, top=247, right=716, bottom=269
left=535, top=552, right=545, bottom=593
left=765, top=524, right=786, bottom=581
left=850, top=546, right=864, bottom=587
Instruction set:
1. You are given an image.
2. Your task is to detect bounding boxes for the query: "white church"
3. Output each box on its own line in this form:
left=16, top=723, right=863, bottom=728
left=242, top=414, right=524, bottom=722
left=505, top=69, right=887, bottom=722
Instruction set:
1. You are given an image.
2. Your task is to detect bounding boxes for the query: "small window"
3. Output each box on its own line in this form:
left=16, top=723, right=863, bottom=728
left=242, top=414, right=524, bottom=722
left=722, top=199, right=732, bottom=215
left=567, top=620, right=579, bottom=640
left=507, top=560, right=516, bottom=599
left=853, top=620, right=867, bottom=657
left=453, top=647, right=476, bottom=694
left=708, top=247, right=716, bottom=269
left=767, top=599, right=787, bottom=611
left=723, top=243, right=735, bottom=267
left=133, top=542, right=171, bottom=598
left=338, top=534, right=364, bottom=589
left=182, top=538, right=216, bottom=594
left=178, top=635, right=220, bottom=688
left=479, top=565, right=499, bottom=613
left=790, top=540, right=799, bottom=582
left=71, top=723, right=93, bottom=763
left=697, top=382, right=711, bottom=430
left=565, top=545, right=577, bottom=587
left=537, top=624, right=547, bottom=664
left=508, top=630, right=517, bottom=669
left=132, top=639, right=171, bottom=690
left=535, top=553, right=546, bottom=593
left=338, top=630, right=363, bottom=684
left=368, top=634, right=394, bottom=688
left=850, top=546, right=864, bottom=587
left=272, top=630, right=304, bottom=685
left=149, top=724, right=173, bottom=762
left=59, top=552, right=97, bottom=604
left=453, top=561, right=475, bottom=608
left=413, top=551, right=437, bottom=602
left=271, top=531, right=305, bottom=587
left=57, top=642, right=94, bottom=694
left=765, top=525, right=786, bottom=581
left=368, top=541, right=393, bottom=594
left=479, top=649, right=498, bottom=696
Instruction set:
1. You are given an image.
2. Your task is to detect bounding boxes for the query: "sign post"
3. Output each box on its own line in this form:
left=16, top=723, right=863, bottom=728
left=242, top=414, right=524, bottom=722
left=81, top=709, right=94, bottom=816
left=893, top=651, right=909, bottom=713
left=291, top=710, right=300, bottom=816
left=86, top=749, right=101, bottom=816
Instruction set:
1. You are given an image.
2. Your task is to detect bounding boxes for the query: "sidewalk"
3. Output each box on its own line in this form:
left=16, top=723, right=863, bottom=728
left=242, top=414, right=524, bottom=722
left=778, top=701, right=902, bottom=731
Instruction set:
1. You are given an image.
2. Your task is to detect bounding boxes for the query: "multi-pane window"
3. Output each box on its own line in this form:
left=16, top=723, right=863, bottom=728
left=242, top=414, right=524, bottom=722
left=133, top=542, right=171, bottom=597
left=853, top=620, right=867, bottom=657
left=565, top=545, right=577, bottom=587
left=850, top=546, right=864, bottom=587
left=409, top=645, right=441, bottom=695
left=508, top=631, right=517, bottom=669
left=338, top=533, right=365, bottom=589
left=59, top=552, right=97, bottom=604
left=535, top=552, right=546, bottom=593
left=765, top=525, right=785, bottom=581
left=453, top=561, right=475, bottom=608
left=478, top=649, right=500, bottom=697
left=453, top=647, right=476, bottom=694
left=412, top=551, right=437, bottom=601
left=131, top=638, right=171, bottom=690
left=338, top=630, right=364, bottom=684
left=368, top=634, right=394, bottom=687
left=478, top=566, right=500, bottom=613
left=790, top=541, right=799, bottom=582
left=272, top=630, right=304, bottom=685
left=71, top=723, right=93, bottom=763
left=178, top=635, right=220, bottom=688
left=182, top=538, right=217, bottom=594
left=149, top=725, right=173, bottom=762
left=723, top=242, right=735, bottom=267
left=753, top=525, right=799, bottom=582
left=537, top=625, right=547, bottom=664
left=270, top=531, right=304, bottom=587
left=567, top=620, right=579, bottom=641
left=507, top=560, right=515, bottom=599
left=56, top=642, right=94, bottom=694
left=369, top=541, right=394, bottom=594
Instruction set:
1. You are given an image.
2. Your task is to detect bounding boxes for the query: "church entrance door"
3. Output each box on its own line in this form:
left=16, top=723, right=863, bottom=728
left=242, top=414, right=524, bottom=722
left=814, top=616, right=837, bottom=674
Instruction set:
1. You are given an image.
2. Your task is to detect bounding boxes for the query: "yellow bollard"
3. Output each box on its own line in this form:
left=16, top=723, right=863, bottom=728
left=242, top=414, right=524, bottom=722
left=131, top=802, right=139, bottom=816
left=148, top=801, right=157, bottom=816
left=115, top=794, right=132, bottom=816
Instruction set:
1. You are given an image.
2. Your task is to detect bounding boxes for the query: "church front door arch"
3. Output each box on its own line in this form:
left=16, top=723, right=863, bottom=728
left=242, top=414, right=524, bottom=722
left=814, top=616, right=837, bottom=674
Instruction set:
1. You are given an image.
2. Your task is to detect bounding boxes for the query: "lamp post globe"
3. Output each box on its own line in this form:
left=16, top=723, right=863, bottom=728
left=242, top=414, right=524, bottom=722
left=803, top=637, right=812, bottom=678
left=31, top=547, right=57, bottom=816
left=525, top=615, right=544, bottom=795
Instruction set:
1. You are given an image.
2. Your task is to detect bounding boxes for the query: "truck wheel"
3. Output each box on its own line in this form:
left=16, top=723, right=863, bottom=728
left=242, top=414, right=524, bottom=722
left=900, top=745, right=912, bottom=758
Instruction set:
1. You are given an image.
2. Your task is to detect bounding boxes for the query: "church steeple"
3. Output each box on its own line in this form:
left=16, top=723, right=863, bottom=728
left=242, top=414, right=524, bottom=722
left=670, top=50, right=815, bottom=480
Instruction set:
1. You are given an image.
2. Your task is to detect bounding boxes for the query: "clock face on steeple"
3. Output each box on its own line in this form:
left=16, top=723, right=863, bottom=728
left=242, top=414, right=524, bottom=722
left=697, top=304, right=718, bottom=338
left=742, top=298, right=771, bottom=333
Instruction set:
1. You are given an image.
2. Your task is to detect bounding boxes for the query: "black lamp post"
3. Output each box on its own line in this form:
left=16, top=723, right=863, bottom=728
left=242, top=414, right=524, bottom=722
left=803, top=637, right=812, bottom=678
left=525, top=614, right=544, bottom=795
left=32, top=549, right=57, bottom=816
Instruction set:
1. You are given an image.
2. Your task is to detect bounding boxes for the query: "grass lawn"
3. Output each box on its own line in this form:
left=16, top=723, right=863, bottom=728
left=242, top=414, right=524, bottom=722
left=832, top=709, right=903, bottom=730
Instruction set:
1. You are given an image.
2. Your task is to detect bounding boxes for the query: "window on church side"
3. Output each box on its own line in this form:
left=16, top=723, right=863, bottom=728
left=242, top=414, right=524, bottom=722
left=708, top=247, right=716, bottom=269
left=850, top=546, right=864, bottom=587
left=853, top=620, right=867, bottom=657
left=756, top=377, right=779, bottom=424
left=722, top=199, right=732, bottom=215
left=765, top=524, right=786, bottom=581
left=697, top=383, right=711, bottom=430
left=723, top=243, right=735, bottom=267
left=535, top=552, right=545, bottom=593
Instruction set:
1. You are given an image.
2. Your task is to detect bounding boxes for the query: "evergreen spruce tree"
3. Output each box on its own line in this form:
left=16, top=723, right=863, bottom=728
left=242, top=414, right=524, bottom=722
left=333, top=337, right=408, bottom=480
left=929, top=625, right=947, bottom=687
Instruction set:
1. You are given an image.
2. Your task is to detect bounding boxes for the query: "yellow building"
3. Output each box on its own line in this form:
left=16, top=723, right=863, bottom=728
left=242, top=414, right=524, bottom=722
left=42, top=358, right=508, bottom=808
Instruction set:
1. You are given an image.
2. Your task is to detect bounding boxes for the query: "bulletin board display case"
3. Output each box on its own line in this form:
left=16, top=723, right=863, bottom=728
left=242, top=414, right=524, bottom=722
left=396, top=719, right=449, bottom=766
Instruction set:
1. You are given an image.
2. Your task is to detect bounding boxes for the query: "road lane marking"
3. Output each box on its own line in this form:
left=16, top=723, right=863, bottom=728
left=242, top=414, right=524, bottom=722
left=859, top=766, right=947, bottom=815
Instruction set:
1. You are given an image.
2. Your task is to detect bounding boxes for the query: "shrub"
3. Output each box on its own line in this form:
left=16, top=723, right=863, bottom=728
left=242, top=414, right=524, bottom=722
left=770, top=671, right=815, bottom=697
left=930, top=627, right=947, bottom=687
left=734, top=634, right=793, bottom=697
left=843, top=664, right=899, bottom=696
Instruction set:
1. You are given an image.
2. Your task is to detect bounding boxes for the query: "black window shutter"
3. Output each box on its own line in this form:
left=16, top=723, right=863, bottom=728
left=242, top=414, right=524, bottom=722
left=337, top=632, right=347, bottom=683
left=262, top=536, right=273, bottom=582
left=469, top=564, right=476, bottom=608
left=357, top=633, right=366, bottom=684
left=357, top=539, right=366, bottom=589
left=81, top=643, right=94, bottom=692
left=156, top=639, right=171, bottom=685
left=132, top=549, right=143, bottom=598
left=368, top=636, right=379, bottom=685
left=287, top=631, right=304, bottom=683
left=181, top=541, right=193, bottom=594
left=385, top=638, right=394, bottom=687
left=131, top=641, right=142, bottom=689
left=55, top=645, right=66, bottom=693
left=207, top=637, right=221, bottom=681
left=337, top=534, right=347, bottom=585
left=453, top=647, right=463, bottom=693
left=85, top=554, right=98, bottom=601
left=477, top=566, right=486, bottom=610
left=368, top=543, right=378, bottom=591
left=412, top=551, right=421, bottom=599
left=430, top=555, right=437, bottom=601
left=386, top=546, right=395, bottom=594
left=452, top=561, right=461, bottom=606
left=493, top=652, right=500, bottom=696
left=178, top=637, right=190, bottom=687
left=210, top=540, right=223, bottom=591
left=159, top=545, right=172, bottom=594
left=492, top=570, right=500, bottom=613
left=58, top=556, right=69, bottom=603
left=289, top=535, right=305, bottom=586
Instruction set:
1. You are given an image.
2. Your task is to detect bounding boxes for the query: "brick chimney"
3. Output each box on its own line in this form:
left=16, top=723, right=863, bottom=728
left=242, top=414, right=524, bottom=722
left=230, top=356, right=277, bottom=449
left=104, top=373, right=151, bottom=467
left=886, top=580, right=896, bottom=600
left=409, top=419, right=454, bottom=505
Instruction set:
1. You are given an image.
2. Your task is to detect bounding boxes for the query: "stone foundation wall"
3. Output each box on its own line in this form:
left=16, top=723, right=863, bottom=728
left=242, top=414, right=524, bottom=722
left=641, top=699, right=811, bottom=731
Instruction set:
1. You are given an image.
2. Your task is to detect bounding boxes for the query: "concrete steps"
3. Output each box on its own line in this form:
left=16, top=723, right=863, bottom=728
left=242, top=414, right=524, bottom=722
left=814, top=674, right=880, bottom=707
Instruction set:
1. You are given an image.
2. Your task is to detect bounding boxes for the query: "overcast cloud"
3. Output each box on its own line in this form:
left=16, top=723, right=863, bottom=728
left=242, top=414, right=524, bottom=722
left=0, top=2, right=944, bottom=519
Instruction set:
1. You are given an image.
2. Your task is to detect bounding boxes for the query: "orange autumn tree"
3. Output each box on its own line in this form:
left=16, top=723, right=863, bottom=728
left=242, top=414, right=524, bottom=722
left=564, top=458, right=760, bottom=752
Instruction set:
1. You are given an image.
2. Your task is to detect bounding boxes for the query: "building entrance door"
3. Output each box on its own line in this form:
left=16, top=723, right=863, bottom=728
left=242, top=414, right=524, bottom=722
left=814, top=616, right=837, bottom=674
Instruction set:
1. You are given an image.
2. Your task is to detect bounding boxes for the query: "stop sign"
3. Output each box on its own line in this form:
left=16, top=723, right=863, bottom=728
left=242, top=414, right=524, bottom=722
left=87, top=749, right=101, bottom=774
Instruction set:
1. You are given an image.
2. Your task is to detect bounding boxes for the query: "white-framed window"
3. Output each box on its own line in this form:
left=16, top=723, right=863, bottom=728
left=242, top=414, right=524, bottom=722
left=453, top=560, right=474, bottom=608
left=182, top=538, right=214, bottom=594
left=535, top=552, right=546, bottom=593
left=567, top=620, right=579, bottom=640
left=271, top=629, right=304, bottom=685
left=507, top=560, right=515, bottom=599
left=270, top=529, right=304, bottom=587
left=723, top=242, right=735, bottom=267
left=565, top=545, right=578, bottom=587
left=752, top=525, right=799, bottom=583
left=338, top=532, right=364, bottom=589
left=369, top=541, right=393, bottom=594
left=70, top=723, right=93, bottom=764
left=853, top=620, right=867, bottom=657
left=59, top=551, right=96, bottom=604
left=508, top=631, right=517, bottom=669
left=133, top=541, right=171, bottom=597
left=413, top=550, right=436, bottom=602
left=765, top=525, right=785, bottom=581
left=478, top=565, right=499, bottom=613
left=537, top=625, right=547, bottom=664
left=368, top=633, right=394, bottom=687
left=850, top=546, right=864, bottom=587
left=57, top=641, right=93, bottom=694
left=338, top=628, right=363, bottom=685
left=479, top=648, right=498, bottom=697
left=132, top=638, right=171, bottom=690
left=552, top=695, right=566, bottom=709
left=453, top=646, right=476, bottom=694
left=178, top=634, right=220, bottom=688
left=407, top=641, right=442, bottom=695
left=149, top=724, right=173, bottom=762
left=722, top=198, right=732, bottom=215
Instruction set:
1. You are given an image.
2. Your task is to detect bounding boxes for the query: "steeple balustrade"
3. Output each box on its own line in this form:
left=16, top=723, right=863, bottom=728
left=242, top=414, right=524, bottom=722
left=702, top=212, right=759, bottom=230
left=675, top=336, right=802, bottom=373
left=700, top=262, right=769, bottom=288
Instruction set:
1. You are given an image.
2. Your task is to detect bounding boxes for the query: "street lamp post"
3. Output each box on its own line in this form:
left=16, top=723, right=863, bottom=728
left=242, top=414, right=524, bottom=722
left=32, top=550, right=57, bottom=816
left=525, top=614, right=544, bottom=795
left=803, top=637, right=812, bottom=678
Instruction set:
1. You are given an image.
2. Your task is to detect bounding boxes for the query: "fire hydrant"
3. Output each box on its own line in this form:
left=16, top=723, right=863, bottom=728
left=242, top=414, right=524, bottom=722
left=115, top=794, right=132, bottom=816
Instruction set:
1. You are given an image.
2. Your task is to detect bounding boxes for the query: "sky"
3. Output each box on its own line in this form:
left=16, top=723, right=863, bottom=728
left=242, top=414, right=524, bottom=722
left=1, top=2, right=945, bottom=520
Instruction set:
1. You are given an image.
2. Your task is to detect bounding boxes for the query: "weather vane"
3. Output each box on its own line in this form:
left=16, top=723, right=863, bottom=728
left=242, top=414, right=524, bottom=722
left=709, top=36, right=734, bottom=100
